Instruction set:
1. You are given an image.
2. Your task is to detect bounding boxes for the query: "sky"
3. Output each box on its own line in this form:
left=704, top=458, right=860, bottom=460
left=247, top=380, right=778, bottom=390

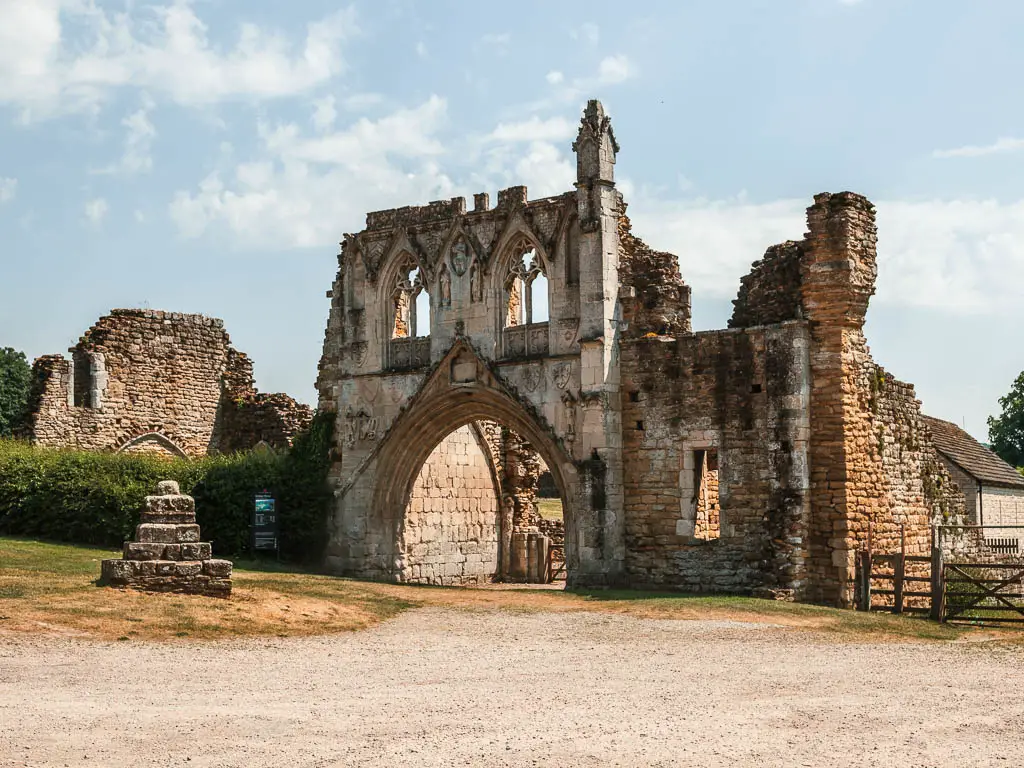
left=1, top=0, right=1022, bottom=441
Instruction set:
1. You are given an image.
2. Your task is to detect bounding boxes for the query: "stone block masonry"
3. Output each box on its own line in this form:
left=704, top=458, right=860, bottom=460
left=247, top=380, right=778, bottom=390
left=23, top=309, right=312, bottom=457
left=101, top=481, right=232, bottom=597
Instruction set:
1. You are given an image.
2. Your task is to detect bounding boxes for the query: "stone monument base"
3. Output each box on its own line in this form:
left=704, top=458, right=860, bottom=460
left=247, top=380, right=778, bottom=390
left=101, top=480, right=232, bottom=597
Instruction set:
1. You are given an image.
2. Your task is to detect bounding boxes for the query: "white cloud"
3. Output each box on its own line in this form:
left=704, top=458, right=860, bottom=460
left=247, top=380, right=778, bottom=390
left=342, top=92, right=384, bottom=111
left=415, top=41, right=428, bottom=58
left=311, top=95, right=337, bottom=132
left=525, top=55, right=636, bottom=111
left=0, top=1, right=357, bottom=121
left=597, top=55, right=633, bottom=85
left=0, top=176, right=16, bottom=203
left=932, top=137, right=1024, bottom=159
left=628, top=194, right=1024, bottom=316
left=170, top=97, right=455, bottom=247
left=94, top=97, right=157, bottom=174
left=84, top=197, right=109, bottom=225
left=487, top=116, right=575, bottom=143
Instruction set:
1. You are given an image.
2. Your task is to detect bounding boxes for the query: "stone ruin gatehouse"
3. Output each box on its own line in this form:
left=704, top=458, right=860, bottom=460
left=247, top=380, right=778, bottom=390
left=316, top=99, right=967, bottom=606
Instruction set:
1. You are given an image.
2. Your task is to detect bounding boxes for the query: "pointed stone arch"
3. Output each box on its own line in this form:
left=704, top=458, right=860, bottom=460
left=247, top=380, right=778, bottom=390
left=369, top=340, right=581, bottom=583
left=116, top=431, right=188, bottom=458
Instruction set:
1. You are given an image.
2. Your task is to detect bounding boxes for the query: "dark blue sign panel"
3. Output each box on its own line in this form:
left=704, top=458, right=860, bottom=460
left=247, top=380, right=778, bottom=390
left=252, top=492, right=278, bottom=552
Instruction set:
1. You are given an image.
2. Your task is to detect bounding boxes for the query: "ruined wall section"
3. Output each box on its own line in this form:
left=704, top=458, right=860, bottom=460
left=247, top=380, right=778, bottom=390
left=798, top=193, right=965, bottom=605
left=23, top=355, right=75, bottom=445
left=26, top=310, right=311, bottom=457
left=853, top=360, right=966, bottom=554
left=400, top=424, right=501, bottom=585
left=619, top=323, right=811, bottom=594
left=729, top=241, right=806, bottom=328
left=617, top=208, right=691, bottom=337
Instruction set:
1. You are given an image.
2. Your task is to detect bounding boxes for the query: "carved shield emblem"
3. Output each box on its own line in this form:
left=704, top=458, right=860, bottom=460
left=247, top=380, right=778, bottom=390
left=450, top=238, right=469, bottom=277
left=522, top=364, right=543, bottom=393
left=552, top=362, right=572, bottom=390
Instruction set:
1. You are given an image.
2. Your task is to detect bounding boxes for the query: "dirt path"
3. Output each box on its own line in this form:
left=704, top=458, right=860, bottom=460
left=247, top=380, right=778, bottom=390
left=1, top=609, right=1021, bottom=767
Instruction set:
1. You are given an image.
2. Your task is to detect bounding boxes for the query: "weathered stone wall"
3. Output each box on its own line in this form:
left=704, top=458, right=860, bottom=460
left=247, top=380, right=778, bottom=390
left=619, top=323, right=811, bottom=594
left=617, top=208, right=691, bottom=337
left=729, top=241, right=805, bottom=328
left=788, top=193, right=963, bottom=605
left=400, top=424, right=500, bottom=585
left=937, top=459, right=980, bottom=524
left=25, top=309, right=311, bottom=457
left=693, top=455, right=720, bottom=541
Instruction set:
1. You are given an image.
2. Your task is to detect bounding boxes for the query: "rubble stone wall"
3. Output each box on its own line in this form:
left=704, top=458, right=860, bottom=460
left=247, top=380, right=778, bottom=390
left=937, top=459, right=980, bottom=523
left=729, top=241, right=805, bottom=328
left=617, top=210, right=691, bottom=337
left=24, top=309, right=311, bottom=457
left=400, top=424, right=501, bottom=585
left=619, top=323, right=812, bottom=593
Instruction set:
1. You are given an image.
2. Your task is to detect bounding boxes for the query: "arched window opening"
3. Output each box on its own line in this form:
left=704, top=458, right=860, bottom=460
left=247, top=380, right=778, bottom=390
left=387, top=256, right=431, bottom=371
left=503, top=247, right=546, bottom=328
left=415, top=288, right=431, bottom=336
left=501, top=243, right=550, bottom=358
left=392, top=260, right=429, bottom=339
left=531, top=272, right=549, bottom=323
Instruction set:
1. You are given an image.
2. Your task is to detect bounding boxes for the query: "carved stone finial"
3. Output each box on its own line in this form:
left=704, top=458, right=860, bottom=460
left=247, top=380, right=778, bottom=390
left=573, top=99, right=618, bottom=185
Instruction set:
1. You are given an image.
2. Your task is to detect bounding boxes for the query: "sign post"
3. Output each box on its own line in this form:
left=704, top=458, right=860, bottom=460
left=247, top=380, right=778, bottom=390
left=252, top=491, right=279, bottom=558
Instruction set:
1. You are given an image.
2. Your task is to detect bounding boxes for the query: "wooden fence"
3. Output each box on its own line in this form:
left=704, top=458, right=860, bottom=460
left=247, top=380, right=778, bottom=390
left=854, top=525, right=1024, bottom=626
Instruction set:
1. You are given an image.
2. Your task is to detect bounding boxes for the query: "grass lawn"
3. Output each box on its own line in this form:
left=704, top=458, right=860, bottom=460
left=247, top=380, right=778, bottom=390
left=0, top=536, right=1013, bottom=643
left=537, top=498, right=563, bottom=521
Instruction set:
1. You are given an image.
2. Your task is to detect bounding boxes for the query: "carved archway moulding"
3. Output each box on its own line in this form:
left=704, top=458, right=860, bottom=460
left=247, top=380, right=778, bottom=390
left=115, top=431, right=188, bottom=458
left=360, top=340, right=581, bottom=578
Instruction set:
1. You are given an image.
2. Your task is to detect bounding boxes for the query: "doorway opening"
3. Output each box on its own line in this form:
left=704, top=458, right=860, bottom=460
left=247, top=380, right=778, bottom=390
left=398, top=420, right=567, bottom=586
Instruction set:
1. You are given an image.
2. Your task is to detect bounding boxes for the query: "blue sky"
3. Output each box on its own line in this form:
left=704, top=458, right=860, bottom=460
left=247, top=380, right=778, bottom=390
left=2, top=0, right=1022, bottom=440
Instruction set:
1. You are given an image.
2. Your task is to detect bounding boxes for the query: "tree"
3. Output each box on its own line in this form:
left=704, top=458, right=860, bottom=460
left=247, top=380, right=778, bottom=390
left=0, top=347, right=31, bottom=438
left=988, top=371, right=1024, bottom=470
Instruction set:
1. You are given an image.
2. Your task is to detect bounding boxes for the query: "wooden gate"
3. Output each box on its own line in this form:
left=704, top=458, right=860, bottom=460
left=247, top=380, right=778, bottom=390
left=855, top=525, right=1024, bottom=626
left=940, top=563, right=1024, bottom=625
left=856, top=550, right=936, bottom=616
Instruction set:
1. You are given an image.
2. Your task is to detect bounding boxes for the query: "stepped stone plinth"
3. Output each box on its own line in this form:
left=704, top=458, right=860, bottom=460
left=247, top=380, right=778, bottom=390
left=101, top=480, right=232, bottom=597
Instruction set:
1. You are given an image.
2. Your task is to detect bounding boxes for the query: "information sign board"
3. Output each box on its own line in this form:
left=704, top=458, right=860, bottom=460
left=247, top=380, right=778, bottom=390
left=252, top=492, right=278, bottom=552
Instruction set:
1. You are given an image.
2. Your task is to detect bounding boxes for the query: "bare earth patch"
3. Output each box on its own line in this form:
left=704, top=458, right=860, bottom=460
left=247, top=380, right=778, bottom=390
left=2, top=609, right=1023, bottom=767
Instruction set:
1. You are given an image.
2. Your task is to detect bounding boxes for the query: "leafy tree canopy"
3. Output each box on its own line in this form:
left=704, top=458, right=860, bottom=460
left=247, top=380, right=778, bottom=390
left=0, top=347, right=32, bottom=438
left=988, top=371, right=1024, bottom=470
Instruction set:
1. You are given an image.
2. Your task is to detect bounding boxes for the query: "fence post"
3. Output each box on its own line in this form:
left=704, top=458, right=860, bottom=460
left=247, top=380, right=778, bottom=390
left=893, top=552, right=905, bottom=615
left=856, top=549, right=872, bottom=611
left=930, top=540, right=944, bottom=622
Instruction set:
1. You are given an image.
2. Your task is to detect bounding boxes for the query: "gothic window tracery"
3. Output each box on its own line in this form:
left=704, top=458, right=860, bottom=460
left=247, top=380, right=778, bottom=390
left=391, top=256, right=430, bottom=339
left=504, top=244, right=548, bottom=328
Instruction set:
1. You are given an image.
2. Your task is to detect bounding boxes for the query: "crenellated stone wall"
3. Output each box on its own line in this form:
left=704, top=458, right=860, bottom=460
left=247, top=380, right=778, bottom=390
left=24, top=309, right=312, bottom=457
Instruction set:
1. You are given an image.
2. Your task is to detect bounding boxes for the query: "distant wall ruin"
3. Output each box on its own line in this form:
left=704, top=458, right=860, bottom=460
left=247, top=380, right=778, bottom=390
left=23, top=309, right=312, bottom=458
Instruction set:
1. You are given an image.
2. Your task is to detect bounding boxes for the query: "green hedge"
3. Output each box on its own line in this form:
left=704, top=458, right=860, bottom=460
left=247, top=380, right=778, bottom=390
left=0, top=412, right=335, bottom=563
